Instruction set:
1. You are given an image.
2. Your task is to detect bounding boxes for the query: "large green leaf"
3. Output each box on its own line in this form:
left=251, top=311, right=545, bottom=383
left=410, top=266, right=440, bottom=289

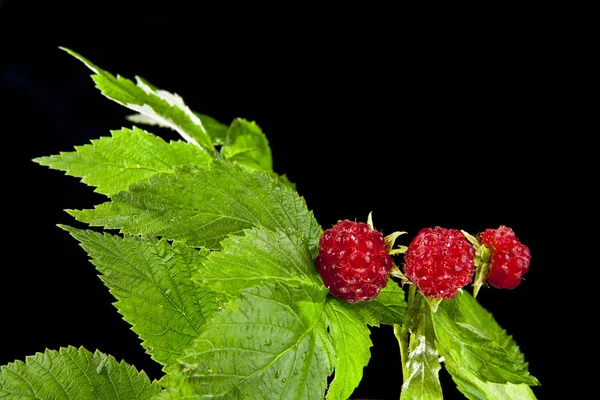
left=324, top=298, right=373, bottom=400
left=431, top=291, right=539, bottom=386
left=61, top=47, right=214, bottom=151
left=33, top=127, right=211, bottom=196
left=196, top=226, right=322, bottom=296
left=159, top=283, right=334, bottom=400
left=67, top=159, right=322, bottom=250
left=60, top=226, right=225, bottom=368
left=0, top=346, right=160, bottom=399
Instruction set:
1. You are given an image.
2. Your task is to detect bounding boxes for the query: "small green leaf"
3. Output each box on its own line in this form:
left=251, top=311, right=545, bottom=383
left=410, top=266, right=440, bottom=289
left=33, top=127, right=211, bottom=196
left=193, top=112, right=229, bottom=144
left=60, top=226, right=225, bottom=368
left=197, top=226, right=322, bottom=296
left=60, top=47, right=214, bottom=151
left=67, top=159, right=322, bottom=251
left=352, top=278, right=407, bottom=326
left=431, top=291, right=539, bottom=386
left=160, top=283, right=334, bottom=400
left=0, top=346, right=160, bottom=399
left=221, top=118, right=273, bottom=172
left=398, top=294, right=443, bottom=400
left=444, top=352, right=538, bottom=400
left=324, top=298, right=373, bottom=400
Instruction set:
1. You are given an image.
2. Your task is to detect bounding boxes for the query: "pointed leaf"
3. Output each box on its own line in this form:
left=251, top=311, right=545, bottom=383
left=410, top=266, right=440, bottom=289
left=324, top=297, right=372, bottom=400
left=431, top=291, right=539, bottom=386
left=160, top=283, right=334, bottom=400
left=67, top=159, right=322, bottom=251
left=61, top=47, right=214, bottom=151
left=0, top=346, right=160, bottom=399
left=60, top=226, right=225, bottom=368
left=221, top=118, right=273, bottom=172
left=197, top=226, right=321, bottom=296
left=443, top=352, right=538, bottom=400
left=33, top=127, right=211, bottom=196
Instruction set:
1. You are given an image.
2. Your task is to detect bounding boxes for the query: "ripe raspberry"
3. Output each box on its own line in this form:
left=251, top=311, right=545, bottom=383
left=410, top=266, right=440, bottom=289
left=315, top=220, right=394, bottom=303
left=480, top=225, right=531, bottom=289
left=403, top=227, right=475, bottom=299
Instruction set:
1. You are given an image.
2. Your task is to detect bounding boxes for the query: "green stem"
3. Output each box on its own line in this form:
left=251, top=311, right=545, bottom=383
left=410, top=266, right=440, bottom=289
left=395, top=284, right=420, bottom=384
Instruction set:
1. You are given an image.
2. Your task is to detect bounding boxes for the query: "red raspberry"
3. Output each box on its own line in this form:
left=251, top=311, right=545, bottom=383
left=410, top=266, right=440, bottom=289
left=480, top=225, right=531, bottom=289
left=403, top=227, right=475, bottom=299
left=315, top=220, right=393, bottom=303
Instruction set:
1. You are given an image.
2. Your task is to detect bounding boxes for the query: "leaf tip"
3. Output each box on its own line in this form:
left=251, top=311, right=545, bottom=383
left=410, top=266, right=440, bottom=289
left=58, top=47, right=99, bottom=74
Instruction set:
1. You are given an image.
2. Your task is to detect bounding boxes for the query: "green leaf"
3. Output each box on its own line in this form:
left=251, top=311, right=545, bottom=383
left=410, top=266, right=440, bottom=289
left=193, top=112, right=229, bottom=145
left=60, top=226, right=225, bottom=369
left=398, top=294, right=443, bottom=400
left=352, top=278, right=407, bottom=326
left=0, top=346, right=160, bottom=399
left=324, top=298, right=372, bottom=400
left=443, top=352, right=538, bottom=400
left=67, top=159, right=322, bottom=250
left=221, top=118, right=273, bottom=172
left=431, top=291, right=539, bottom=386
left=197, top=226, right=322, bottom=296
left=33, top=127, right=211, bottom=196
left=160, top=283, right=334, bottom=400
left=60, top=47, right=214, bottom=151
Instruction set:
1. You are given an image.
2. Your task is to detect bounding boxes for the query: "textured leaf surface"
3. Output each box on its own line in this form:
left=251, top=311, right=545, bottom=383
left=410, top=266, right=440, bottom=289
left=431, top=291, right=539, bottom=386
left=61, top=48, right=214, bottom=151
left=221, top=118, right=272, bottom=172
left=33, top=127, right=211, bottom=196
left=197, top=226, right=322, bottom=296
left=67, top=159, right=322, bottom=250
left=399, top=295, right=442, bottom=400
left=160, top=283, right=334, bottom=400
left=0, top=346, right=160, bottom=399
left=61, top=226, right=225, bottom=368
left=324, top=298, right=372, bottom=400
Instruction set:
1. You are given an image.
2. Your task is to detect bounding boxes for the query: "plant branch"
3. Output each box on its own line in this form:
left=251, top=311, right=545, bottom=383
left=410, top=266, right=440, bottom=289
left=395, top=284, right=419, bottom=385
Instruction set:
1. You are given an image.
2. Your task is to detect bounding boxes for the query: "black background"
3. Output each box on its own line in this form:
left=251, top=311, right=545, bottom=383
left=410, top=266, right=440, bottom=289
left=1, top=1, right=583, bottom=399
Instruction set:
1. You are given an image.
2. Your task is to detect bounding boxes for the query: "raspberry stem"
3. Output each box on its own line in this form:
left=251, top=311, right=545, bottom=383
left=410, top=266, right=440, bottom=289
left=395, top=284, right=419, bottom=385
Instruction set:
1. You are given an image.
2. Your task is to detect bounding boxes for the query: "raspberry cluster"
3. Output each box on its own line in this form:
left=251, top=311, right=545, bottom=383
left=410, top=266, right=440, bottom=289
left=403, top=227, right=475, bottom=299
left=315, top=220, right=393, bottom=303
left=315, top=219, right=532, bottom=303
left=480, top=225, right=531, bottom=289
